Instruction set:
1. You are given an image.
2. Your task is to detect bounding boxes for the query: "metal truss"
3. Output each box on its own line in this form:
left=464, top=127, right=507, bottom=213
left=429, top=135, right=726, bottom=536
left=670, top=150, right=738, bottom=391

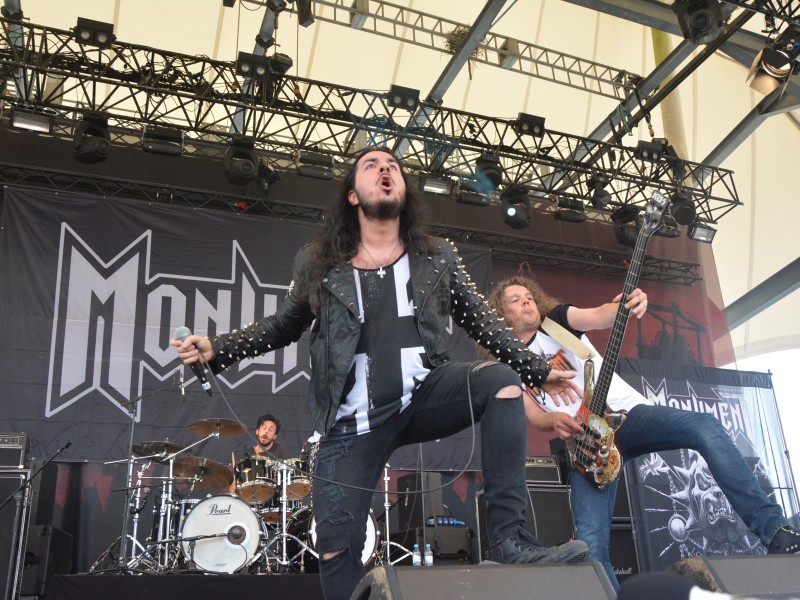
left=0, top=161, right=701, bottom=286
left=722, top=0, right=800, bottom=27
left=298, top=0, right=637, bottom=100
left=0, top=17, right=739, bottom=224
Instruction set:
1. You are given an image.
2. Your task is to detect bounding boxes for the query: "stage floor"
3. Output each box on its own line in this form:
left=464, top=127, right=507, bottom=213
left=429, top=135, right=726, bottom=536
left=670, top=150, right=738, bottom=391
left=48, top=573, right=324, bottom=600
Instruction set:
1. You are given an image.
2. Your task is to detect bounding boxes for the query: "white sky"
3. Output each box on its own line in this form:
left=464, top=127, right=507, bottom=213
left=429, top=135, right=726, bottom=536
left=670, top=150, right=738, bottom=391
left=723, top=349, right=800, bottom=515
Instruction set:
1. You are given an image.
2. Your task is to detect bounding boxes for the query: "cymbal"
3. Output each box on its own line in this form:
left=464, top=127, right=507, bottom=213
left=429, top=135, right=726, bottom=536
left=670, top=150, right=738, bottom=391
left=172, top=456, right=233, bottom=489
left=132, top=440, right=186, bottom=460
left=189, top=418, right=246, bottom=437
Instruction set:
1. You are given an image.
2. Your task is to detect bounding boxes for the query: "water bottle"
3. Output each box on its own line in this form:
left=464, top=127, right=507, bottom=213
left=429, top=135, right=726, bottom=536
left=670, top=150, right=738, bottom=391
left=424, top=543, right=433, bottom=566
left=412, top=543, right=422, bottom=567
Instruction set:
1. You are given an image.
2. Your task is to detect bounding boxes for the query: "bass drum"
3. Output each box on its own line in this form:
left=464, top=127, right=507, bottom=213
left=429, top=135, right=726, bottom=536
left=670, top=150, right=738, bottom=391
left=286, top=506, right=377, bottom=572
left=180, top=495, right=265, bottom=573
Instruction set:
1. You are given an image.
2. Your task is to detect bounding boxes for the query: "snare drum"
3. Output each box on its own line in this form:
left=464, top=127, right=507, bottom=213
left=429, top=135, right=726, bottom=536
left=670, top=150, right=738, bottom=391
left=285, top=506, right=377, bottom=572
left=235, top=455, right=276, bottom=503
left=180, top=495, right=266, bottom=573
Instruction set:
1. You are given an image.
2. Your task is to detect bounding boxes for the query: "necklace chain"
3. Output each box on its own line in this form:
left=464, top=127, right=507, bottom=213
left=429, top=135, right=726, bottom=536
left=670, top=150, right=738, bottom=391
left=361, top=239, right=401, bottom=278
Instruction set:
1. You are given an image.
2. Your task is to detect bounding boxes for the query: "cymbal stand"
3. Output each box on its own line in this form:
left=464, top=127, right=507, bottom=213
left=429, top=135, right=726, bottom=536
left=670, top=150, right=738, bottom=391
left=265, top=461, right=314, bottom=570
left=378, top=464, right=412, bottom=565
left=128, top=461, right=151, bottom=556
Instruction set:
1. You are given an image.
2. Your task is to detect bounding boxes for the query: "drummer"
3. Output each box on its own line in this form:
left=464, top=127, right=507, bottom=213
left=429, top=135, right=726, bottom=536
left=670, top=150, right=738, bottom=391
left=229, top=413, right=291, bottom=495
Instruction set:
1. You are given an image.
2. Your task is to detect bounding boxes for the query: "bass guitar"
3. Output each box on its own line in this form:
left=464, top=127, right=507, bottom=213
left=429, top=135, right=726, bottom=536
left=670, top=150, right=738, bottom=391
left=566, top=191, right=669, bottom=488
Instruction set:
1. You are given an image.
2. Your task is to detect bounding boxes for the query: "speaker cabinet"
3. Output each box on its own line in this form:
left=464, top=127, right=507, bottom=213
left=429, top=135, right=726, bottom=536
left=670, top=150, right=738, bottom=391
left=352, top=563, right=616, bottom=600
left=668, top=555, right=800, bottom=597
left=475, top=485, right=573, bottom=562
left=21, top=525, right=73, bottom=597
left=0, top=470, right=30, bottom=600
left=609, top=524, right=639, bottom=584
left=396, top=472, right=444, bottom=532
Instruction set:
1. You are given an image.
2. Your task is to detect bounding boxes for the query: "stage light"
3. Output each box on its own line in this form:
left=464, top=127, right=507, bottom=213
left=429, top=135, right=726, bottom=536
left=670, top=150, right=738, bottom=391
left=254, top=162, right=280, bottom=200
left=672, top=0, right=724, bottom=45
left=296, top=0, right=314, bottom=27
left=671, top=191, right=696, bottom=226
left=634, top=140, right=663, bottom=163
left=10, top=109, right=52, bottom=133
left=473, top=153, right=504, bottom=194
left=747, top=26, right=800, bottom=95
left=456, top=189, right=491, bottom=206
left=653, top=212, right=681, bottom=238
left=297, top=151, right=335, bottom=179
left=387, top=84, right=420, bottom=111
left=236, top=52, right=273, bottom=81
left=141, top=125, right=183, bottom=156
left=688, top=221, right=716, bottom=243
left=554, top=197, right=587, bottom=223
left=75, top=17, right=116, bottom=48
left=612, top=205, right=640, bottom=248
left=501, top=186, right=531, bottom=229
left=73, top=112, right=111, bottom=164
left=587, top=173, right=612, bottom=209
left=224, top=138, right=258, bottom=184
left=420, top=174, right=455, bottom=196
left=514, top=113, right=545, bottom=137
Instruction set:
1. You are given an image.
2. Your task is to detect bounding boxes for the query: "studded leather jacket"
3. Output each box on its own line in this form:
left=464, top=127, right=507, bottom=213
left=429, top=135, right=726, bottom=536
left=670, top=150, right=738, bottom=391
left=209, top=237, right=552, bottom=436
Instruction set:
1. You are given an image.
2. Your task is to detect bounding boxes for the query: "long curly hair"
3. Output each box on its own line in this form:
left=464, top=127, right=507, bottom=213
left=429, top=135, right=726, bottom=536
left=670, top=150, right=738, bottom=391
left=305, top=146, right=436, bottom=292
left=487, top=274, right=562, bottom=327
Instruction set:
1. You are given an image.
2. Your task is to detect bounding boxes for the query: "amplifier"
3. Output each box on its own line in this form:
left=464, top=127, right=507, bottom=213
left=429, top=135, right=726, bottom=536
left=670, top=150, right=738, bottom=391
left=525, top=455, right=562, bottom=484
left=0, top=433, right=28, bottom=469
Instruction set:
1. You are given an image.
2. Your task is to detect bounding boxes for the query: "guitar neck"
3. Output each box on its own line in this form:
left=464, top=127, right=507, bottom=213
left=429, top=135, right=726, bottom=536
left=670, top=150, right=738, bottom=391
left=589, top=225, right=650, bottom=415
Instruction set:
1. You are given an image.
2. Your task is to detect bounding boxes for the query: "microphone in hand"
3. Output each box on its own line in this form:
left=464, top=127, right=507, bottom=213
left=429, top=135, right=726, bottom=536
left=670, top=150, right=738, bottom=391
left=174, top=326, right=212, bottom=396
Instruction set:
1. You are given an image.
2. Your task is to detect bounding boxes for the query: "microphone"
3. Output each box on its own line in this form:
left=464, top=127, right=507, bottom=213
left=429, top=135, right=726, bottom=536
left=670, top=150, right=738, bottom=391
left=173, top=326, right=212, bottom=396
left=618, top=572, right=791, bottom=600
left=227, top=525, right=245, bottom=544
left=60, top=441, right=72, bottom=453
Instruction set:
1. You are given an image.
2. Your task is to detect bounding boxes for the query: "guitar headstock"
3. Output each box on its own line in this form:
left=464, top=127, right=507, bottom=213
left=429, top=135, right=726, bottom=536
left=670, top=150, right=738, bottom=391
left=642, top=191, right=670, bottom=236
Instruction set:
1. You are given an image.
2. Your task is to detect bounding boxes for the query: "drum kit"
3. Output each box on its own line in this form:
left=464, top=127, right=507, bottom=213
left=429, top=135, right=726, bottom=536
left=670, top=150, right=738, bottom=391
left=92, top=417, right=383, bottom=575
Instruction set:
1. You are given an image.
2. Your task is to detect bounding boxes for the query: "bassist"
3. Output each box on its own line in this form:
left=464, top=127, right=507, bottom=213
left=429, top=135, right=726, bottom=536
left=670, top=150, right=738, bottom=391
left=488, top=275, right=799, bottom=594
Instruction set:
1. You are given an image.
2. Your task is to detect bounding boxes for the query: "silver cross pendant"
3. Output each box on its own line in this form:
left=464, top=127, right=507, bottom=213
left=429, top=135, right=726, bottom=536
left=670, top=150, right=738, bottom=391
left=377, top=266, right=386, bottom=279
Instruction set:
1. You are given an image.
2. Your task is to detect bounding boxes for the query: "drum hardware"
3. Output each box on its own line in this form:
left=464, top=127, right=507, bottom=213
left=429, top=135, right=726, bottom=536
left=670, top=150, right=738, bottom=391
left=264, top=460, right=315, bottom=571
left=376, top=463, right=411, bottom=566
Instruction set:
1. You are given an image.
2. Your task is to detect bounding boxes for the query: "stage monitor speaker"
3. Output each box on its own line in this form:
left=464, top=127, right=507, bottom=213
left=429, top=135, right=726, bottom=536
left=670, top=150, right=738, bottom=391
left=21, top=525, right=73, bottom=597
left=0, top=470, right=30, bottom=600
left=351, top=563, right=616, bottom=600
left=668, top=555, right=800, bottom=597
left=396, top=472, right=444, bottom=532
left=475, top=485, right=573, bottom=562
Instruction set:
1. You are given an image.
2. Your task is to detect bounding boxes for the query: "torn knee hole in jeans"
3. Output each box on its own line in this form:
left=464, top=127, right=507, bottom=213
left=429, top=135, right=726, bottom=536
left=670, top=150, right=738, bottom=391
left=321, top=548, right=346, bottom=561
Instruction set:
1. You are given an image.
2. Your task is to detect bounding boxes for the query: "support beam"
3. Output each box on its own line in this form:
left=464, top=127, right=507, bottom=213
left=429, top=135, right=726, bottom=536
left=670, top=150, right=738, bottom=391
left=725, top=257, right=800, bottom=329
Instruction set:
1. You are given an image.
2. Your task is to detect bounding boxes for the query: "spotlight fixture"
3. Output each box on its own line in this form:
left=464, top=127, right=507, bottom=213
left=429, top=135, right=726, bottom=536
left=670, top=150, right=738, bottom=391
left=634, top=140, right=663, bottom=163
left=141, top=125, right=183, bottom=156
left=297, top=151, right=335, bottom=179
left=75, top=17, right=116, bottom=48
left=269, top=53, right=294, bottom=76
left=670, top=191, right=696, bottom=225
left=672, top=0, right=724, bottom=46
left=612, top=205, right=640, bottom=248
left=224, top=138, right=258, bottom=184
left=747, top=26, right=800, bottom=95
left=501, top=186, right=531, bottom=229
left=587, top=173, right=612, bottom=209
left=254, top=162, right=280, bottom=200
left=554, top=197, right=587, bottom=223
left=473, top=153, right=504, bottom=194
left=420, top=174, right=455, bottom=196
left=223, top=0, right=236, bottom=7
left=688, top=221, right=717, bottom=243
left=387, top=84, right=420, bottom=111
left=296, top=0, right=315, bottom=27
left=236, top=51, right=273, bottom=81
left=73, top=112, right=111, bottom=164
left=513, top=113, right=546, bottom=137
left=456, top=189, right=492, bottom=206
left=10, top=109, right=53, bottom=133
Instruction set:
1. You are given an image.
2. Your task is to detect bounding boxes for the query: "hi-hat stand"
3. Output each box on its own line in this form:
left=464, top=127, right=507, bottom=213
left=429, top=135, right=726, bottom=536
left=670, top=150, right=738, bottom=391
left=377, top=463, right=412, bottom=565
left=263, top=461, right=314, bottom=571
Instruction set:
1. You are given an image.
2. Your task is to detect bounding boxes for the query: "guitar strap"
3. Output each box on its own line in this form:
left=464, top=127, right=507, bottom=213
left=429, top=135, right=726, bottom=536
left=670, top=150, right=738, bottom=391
left=541, top=317, right=595, bottom=361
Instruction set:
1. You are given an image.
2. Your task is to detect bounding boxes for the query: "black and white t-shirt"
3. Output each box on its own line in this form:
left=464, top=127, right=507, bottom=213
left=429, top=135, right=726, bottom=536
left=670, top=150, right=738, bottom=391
left=329, top=253, right=431, bottom=436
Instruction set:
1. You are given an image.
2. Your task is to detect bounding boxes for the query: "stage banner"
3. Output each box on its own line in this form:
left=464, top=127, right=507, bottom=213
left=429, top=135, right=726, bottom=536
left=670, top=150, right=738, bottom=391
left=616, top=358, right=798, bottom=572
left=0, top=188, right=488, bottom=470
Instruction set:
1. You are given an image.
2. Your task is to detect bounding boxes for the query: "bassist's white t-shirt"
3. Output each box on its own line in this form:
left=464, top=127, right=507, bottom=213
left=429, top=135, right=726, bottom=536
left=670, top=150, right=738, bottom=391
left=528, top=304, right=650, bottom=416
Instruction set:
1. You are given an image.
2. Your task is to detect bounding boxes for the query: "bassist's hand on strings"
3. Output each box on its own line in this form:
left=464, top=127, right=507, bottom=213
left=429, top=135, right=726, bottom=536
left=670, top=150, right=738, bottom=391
left=614, top=288, right=648, bottom=319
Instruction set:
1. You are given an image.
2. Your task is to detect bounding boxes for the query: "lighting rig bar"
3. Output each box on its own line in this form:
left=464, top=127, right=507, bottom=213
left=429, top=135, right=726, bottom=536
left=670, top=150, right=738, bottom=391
left=0, top=17, right=739, bottom=224
left=721, top=0, right=800, bottom=27
left=294, top=0, right=636, bottom=100
left=0, top=160, right=701, bottom=285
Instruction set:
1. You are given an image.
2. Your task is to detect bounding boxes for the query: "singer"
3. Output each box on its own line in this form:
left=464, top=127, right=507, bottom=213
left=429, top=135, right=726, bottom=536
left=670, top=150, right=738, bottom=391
left=171, top=147, right=589, bottom=600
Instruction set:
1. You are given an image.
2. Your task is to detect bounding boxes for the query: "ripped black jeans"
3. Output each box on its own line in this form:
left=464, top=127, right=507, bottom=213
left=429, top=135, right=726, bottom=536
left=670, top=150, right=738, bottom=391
left=312, top=361, right=528, bottom=600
